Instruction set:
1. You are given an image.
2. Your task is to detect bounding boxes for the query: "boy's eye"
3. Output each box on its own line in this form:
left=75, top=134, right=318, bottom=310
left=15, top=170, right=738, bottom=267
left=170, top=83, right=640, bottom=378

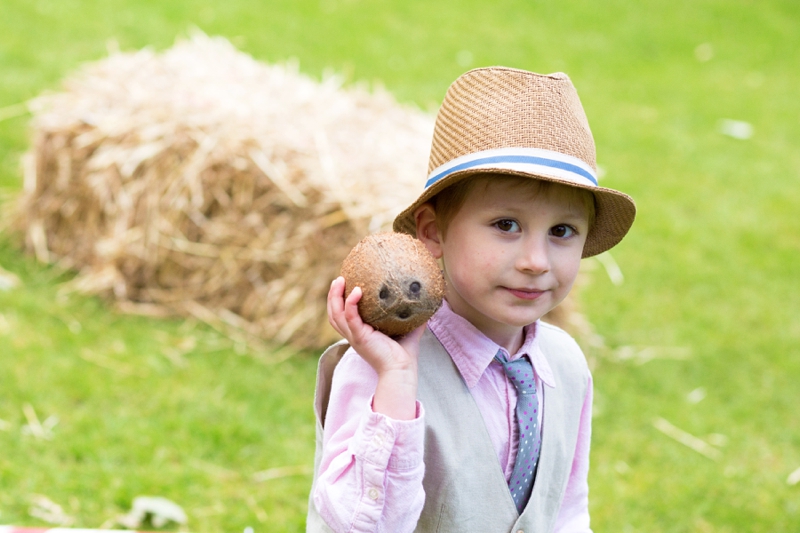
left=550, top=224, right=576, bottom=238
left=495, top=219, right=520, bottom=232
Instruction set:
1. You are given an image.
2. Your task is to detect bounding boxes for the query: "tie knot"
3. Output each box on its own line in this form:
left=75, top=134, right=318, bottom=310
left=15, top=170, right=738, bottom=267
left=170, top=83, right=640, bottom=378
left=494, top=352, right=536, bottom=395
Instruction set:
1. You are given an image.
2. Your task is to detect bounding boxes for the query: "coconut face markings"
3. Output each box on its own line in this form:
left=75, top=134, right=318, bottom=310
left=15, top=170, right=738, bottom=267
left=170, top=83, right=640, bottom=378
left=369, top=273, right=428, bottom=329
left=340, top=232, right=445, bottom=337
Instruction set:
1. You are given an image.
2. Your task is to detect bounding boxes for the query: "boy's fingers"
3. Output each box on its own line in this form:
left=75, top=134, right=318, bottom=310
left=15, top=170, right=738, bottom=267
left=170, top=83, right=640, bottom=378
left=326, top=278, right=341, bottom=318
left=344, top=288, right=374, bottom=341
left=343, top=286, right=363, bottom=324
left=347, top=284, right=362, bottom=303
left=327, top=277, right=351, bottom=337
left=326, top=280, right=336, bottom=319
left=327, top=306, right=347, bottom=337
left=330, top=281, right=397, bottom=359
left=329, top=277, right=345, bottom=301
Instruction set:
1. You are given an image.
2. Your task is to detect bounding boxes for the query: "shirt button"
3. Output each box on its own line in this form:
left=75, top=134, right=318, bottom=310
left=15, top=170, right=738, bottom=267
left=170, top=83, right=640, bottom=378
left=368, top=487, right=380, bottom=501
left=516, top=530, right=525, bottom=533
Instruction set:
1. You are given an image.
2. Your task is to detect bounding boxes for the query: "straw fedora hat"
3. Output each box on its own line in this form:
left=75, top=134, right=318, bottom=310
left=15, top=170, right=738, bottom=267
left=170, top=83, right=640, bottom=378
left=393, top=66, right=636, bottom=258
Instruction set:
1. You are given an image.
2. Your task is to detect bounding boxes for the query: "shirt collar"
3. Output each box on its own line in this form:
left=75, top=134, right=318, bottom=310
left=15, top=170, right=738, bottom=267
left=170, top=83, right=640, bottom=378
left=427, top=300, right=556, bottom=390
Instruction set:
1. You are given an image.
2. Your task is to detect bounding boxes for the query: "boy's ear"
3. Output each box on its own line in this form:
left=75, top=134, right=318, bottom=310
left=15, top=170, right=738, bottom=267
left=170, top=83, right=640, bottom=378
left=414, top=203, right=443, bottom=259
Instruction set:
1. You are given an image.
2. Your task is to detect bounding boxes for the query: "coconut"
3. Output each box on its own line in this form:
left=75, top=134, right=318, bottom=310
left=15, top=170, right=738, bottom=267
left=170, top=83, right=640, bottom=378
left=340, top=232, right=445, bottom=336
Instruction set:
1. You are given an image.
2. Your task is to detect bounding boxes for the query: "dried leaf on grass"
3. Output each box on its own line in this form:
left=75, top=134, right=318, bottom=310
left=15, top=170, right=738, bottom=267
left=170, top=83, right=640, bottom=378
left=0, top=313, right=12, bottom=335
left=653, top=417, right=722, bottom=461
left=594, top=251, right=624, bottom=286
left=244, top=495, right=268, bottom=524
left=686, top=387, right=706, bottom=404
left=719, top=118, right=753, bottom=140
left=79, top=348, right=149, bottom=377
left=252, top=464, right=313, bottom=482
left=117, top=495, right=188, bottom=529
left=613, top=345, right=692, bottom=365
left=0, top=264, right=21, bottom=291
left=29, top=494, right=75, bottom=526
left=22, top=403, right=58, bottom=440
left=188, top=459, right=240, bottom=479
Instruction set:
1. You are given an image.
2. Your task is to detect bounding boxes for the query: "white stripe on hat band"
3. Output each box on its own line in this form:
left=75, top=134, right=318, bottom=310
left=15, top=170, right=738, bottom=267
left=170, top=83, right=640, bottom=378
left=425, top=147, right=597, bottom=189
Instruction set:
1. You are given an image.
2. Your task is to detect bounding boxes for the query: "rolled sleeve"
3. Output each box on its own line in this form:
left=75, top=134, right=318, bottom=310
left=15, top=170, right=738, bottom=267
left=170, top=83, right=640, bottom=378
left=314, top=349, right=426, bottom=533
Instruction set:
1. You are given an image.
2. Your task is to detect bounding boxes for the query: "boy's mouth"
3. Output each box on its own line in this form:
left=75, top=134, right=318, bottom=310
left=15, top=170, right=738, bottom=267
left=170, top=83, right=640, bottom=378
left=505, top=287, right=546, bottom=300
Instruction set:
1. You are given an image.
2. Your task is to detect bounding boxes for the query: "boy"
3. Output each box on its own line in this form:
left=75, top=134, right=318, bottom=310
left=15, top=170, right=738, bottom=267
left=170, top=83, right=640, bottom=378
left=307, top=67, right=636, bottom=533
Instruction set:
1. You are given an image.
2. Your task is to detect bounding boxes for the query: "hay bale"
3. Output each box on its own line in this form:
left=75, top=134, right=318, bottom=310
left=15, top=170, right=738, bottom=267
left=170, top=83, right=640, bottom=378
left=12, top=32, right=585, bottom=350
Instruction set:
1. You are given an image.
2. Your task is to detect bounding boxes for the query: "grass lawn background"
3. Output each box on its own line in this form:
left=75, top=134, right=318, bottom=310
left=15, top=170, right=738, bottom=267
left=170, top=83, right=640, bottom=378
left=1, top=0, right=799, bottom=531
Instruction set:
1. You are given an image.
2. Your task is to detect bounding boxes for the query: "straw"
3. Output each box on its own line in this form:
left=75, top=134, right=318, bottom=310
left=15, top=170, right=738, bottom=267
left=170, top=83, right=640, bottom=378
left=11, top=32, right=432, bottom=349
left=653, top=417, right=722, bottom=461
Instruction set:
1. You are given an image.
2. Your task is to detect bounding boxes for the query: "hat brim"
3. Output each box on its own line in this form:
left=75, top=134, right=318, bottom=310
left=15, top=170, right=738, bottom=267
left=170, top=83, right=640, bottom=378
left=392, top=168, right=636, bottom=258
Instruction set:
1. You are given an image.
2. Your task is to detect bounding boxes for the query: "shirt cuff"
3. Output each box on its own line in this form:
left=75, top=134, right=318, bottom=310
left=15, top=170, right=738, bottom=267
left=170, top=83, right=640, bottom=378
left=351, top=396, right=425, bottom=473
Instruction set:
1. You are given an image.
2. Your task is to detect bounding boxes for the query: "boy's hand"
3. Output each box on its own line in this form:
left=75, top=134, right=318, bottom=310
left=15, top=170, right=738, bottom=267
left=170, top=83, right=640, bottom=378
left=327, top=276, right=424, bottom=420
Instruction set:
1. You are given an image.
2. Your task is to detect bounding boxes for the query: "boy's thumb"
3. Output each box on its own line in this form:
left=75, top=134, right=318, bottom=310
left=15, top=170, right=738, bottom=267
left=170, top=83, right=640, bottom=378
left=397, top=324, right=426, bottom=356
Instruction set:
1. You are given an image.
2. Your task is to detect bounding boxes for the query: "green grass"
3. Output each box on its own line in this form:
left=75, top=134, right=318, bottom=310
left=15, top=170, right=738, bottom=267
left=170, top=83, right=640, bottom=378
left=2, top=0, right=800, bottom=531
left=0, top=241, right=319, bottom=531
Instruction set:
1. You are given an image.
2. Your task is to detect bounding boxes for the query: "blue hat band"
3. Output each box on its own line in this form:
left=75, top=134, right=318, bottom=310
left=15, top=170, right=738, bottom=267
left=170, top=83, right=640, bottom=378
left=425, top=147, right=598, bottom=190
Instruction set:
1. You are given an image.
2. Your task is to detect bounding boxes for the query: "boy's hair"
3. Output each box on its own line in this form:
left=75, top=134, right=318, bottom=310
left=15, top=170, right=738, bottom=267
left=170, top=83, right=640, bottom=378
left=430, top=173, right=597, bottom=240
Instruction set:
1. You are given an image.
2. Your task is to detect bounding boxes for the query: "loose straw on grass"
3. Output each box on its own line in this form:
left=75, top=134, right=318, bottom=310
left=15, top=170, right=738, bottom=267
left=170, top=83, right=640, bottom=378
left=653, top=417, right=722, bottom=461
left=252, top=464, right=313, bottom=482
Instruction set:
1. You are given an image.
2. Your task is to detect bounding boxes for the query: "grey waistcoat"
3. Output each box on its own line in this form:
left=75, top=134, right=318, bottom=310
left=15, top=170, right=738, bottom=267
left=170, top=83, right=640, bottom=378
left=307, top=322, right=589, bottom=533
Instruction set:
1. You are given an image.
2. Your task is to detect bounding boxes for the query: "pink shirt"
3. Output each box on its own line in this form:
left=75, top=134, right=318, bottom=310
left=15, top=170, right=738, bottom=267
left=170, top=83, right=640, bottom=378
left=313, top=301, right=593, bottom=532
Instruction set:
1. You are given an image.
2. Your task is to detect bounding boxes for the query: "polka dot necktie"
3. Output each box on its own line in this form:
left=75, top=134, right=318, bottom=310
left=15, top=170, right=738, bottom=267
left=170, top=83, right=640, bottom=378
left=495, top=350, right=541, bottom=514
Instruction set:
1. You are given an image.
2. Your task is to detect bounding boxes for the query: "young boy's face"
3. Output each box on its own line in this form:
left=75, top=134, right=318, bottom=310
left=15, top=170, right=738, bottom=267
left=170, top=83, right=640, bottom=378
left=420, top=177, right=590, bottom=346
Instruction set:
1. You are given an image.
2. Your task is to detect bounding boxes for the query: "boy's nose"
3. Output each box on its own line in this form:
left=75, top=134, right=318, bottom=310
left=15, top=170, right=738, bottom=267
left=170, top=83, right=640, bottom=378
left=517, top=237, right=550, bottom=274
